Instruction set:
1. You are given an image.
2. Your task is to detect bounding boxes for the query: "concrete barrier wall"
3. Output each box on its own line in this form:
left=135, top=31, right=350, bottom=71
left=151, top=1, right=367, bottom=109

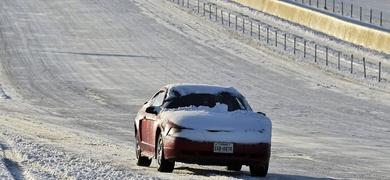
left=234, top=0, right=390, bottom=54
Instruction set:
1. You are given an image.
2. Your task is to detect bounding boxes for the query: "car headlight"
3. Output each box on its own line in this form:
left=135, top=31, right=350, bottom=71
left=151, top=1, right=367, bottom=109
left=168, top=127, right=182, bottom=135
left=167, top=126, right=193, bottom=135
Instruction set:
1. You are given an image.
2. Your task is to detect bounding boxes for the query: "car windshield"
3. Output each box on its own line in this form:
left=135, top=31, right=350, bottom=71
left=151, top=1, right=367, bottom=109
left=165, top=93, right=246, bottom=111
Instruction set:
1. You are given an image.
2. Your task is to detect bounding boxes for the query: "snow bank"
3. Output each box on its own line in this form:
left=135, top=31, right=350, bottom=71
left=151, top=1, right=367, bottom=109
left=233, top=0, right=390, bottom=53
left=0, top=132, right=155, bottom=179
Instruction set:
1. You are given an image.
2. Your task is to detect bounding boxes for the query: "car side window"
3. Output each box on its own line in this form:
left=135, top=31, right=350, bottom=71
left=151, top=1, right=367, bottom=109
left=151, top=91, right=165, bottom=107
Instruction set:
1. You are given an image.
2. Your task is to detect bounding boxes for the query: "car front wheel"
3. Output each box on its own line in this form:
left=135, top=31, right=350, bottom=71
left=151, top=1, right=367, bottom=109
left=249, top=164, right=268, bottom=177
left=135, top=135, right=152, bottom=166
left=156, top=134, right=175, bottom=172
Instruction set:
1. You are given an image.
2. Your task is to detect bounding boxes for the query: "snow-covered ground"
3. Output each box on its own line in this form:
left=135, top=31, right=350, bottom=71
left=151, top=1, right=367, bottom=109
left=0, top=0, right=390, bottom=179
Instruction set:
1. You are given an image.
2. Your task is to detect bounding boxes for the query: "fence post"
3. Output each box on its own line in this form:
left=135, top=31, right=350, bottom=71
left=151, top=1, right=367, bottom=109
left=370, top=9, right=372, bottom=23
left=325, top=0, right=327, bottom=9
left=309, top=0, right=312, bottom=6
left=338, top=51, right=341, bottom=70
left=333, top=0, right=335, bottom=13
left=379, top=62, right=382, bottom=82
left=342, top=2, right=344, bottom=15
left=250, top=21, right=253, bottom=36
left=304, top=40, right=306, bottom=57
left=267, top=27, right=269, bottom=43
left=284, top=34, right=287, bottom=51
left=215, top=7, right=218, bottom=21
left=326, top=47, right=328, bottom=66
left=351, top=54, right=354, bottom=73
left=229, top=13, right=231, bottom=27
left=363, top=57, right=366, bottom=78
left=235, top=16, right=238, bottom=30
left=258, top=24, right=261, bottom=40
left=294, top=37, right=296, bottom=54
left=360, top=7, right=362, bottom=21
left=187, top=0, right=189, bottom=8
left=198, top=0, right=200, bottom=13
left=315, top=44, right=317, bottom=62
left=209, top=5, right=211, bottom=19
left=275, top=30, right=278, bottom=47
left=203, top=3, right=205, bottom=16
left=380, top=12, right=383, bottom=26
left=221, top=10, right=223, bottom=25
left=317, top=0, right=319, bottom=8
left=242, top=19, right=245, bottom=34
left=351, top=4, right=353, bottom=18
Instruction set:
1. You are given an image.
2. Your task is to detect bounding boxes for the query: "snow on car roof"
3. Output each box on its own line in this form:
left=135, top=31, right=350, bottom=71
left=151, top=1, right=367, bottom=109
left=165, top=83, right=242, bottom=99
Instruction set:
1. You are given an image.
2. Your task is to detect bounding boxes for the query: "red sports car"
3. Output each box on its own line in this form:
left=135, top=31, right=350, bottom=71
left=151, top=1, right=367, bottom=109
left=134, top=84, right=272, bottom=177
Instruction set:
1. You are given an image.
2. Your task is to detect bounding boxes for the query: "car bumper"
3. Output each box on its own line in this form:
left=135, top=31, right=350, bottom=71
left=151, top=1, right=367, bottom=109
left=163, top=136, right=270, bottom=166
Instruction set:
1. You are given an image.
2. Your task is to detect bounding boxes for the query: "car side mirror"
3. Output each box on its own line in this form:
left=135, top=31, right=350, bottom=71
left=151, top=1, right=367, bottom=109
left=257, top=111, right=266, bottom=116
left=146, top=106, right=158, bottom=115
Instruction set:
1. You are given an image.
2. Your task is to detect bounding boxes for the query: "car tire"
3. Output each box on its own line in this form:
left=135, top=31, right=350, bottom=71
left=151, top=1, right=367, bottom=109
left=156, top=134, right=175, bottom=172
left=226, top=165, right=242, bottom=171
left=135, top=135, right=152, bottom=167
left=249, top=164, right=268, bottom=177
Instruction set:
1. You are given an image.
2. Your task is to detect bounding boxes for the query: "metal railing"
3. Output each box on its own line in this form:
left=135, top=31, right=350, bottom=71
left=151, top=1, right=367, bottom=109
left=293, top=0, right=389, bottom=29
left=169, top=0, right=389, bottom=83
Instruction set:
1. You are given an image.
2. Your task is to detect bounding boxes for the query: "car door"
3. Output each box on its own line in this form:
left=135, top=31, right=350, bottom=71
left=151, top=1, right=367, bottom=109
left=139, top=90, right=166, bottom=154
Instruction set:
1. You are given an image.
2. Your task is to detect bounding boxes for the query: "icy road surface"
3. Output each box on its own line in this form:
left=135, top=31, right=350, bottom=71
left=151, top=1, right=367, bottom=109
left=0, top=0, right=390, bottom=179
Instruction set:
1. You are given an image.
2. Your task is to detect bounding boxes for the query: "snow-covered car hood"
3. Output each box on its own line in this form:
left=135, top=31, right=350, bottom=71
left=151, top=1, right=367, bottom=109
left=160, top=104, right=272, bottom=144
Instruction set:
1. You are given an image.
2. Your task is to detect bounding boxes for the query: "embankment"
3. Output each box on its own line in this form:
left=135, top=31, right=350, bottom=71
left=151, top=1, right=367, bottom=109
left=234, top=0, right=390, bottom=54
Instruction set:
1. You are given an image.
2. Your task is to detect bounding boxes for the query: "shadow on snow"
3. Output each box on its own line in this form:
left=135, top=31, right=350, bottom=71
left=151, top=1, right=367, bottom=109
left=173, top=166, right=336, bottom=180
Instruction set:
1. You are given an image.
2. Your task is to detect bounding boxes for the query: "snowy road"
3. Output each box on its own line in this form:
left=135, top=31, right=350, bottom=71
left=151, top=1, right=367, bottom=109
left=0, top=0, right=390, bottom=179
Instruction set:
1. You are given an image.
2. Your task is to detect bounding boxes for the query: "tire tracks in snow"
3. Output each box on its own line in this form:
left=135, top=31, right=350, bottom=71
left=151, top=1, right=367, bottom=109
left=0, top=139, right=24, bottom=180
left=0, top=84, right=11, bottom=100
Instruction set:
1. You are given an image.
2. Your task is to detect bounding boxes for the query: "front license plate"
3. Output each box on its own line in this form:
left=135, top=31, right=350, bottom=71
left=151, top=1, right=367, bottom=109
left=214, top=142, right=233, bottom=153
